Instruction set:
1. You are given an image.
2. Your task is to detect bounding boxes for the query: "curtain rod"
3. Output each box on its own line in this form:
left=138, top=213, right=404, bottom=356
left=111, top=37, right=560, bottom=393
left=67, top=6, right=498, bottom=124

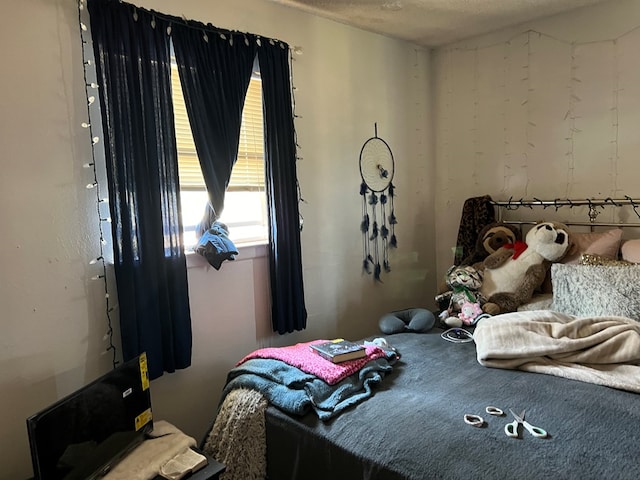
left=113, top=0, right=287, bottom=47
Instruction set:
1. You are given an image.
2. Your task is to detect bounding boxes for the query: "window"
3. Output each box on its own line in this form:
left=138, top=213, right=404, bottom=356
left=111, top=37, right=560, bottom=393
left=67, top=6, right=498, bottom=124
left=171, top=61, right=268, bottom=249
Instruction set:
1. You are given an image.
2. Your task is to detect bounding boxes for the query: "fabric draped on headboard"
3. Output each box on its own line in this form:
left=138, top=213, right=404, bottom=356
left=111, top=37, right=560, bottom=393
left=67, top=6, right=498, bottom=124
left=453, top=195, right=495, bottom=265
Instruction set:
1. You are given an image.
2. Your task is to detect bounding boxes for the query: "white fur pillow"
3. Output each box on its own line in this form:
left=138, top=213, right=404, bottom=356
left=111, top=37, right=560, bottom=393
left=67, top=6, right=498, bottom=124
left=551, top=263, right=640, bottom=321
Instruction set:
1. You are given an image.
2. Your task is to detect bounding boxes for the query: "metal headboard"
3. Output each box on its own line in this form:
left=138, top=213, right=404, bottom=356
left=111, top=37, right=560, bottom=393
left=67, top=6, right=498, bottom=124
left=491, top=197, right=640, bottom=229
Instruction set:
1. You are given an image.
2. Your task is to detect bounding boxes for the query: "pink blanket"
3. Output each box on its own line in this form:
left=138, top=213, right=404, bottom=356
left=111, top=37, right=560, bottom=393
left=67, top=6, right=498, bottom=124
left=237, top=340, right=385, bottom=385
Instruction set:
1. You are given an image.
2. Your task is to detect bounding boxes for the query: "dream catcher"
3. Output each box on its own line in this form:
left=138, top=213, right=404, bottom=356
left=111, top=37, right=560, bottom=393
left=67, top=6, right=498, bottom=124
left=359, top=124, right=397, bottom=281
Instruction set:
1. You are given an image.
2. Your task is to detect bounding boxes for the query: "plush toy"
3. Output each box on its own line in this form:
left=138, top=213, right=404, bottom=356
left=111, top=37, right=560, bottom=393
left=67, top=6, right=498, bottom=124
left=435, top=265, right=493, bottom=327
left=458, top=301, right=484, bottom=325
left=480, top=221, right=573, bottom=314
left=460, top=222, right=521, bottom=267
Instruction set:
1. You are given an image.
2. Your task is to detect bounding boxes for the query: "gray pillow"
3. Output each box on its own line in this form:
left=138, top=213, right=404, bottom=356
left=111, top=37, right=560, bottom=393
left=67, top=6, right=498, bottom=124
left=551, top=263, right=640, bottom=321
left=379, top=308, right=435, bottom=334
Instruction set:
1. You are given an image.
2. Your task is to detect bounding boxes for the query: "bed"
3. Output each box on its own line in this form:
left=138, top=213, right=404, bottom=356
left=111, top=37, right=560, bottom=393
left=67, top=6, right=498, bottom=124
left=201, top=197, right=640, bottom=480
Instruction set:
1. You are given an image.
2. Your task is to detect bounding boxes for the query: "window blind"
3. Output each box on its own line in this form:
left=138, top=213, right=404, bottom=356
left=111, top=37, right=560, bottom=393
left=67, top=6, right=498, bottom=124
left=171, top=64, right=265, bottom=191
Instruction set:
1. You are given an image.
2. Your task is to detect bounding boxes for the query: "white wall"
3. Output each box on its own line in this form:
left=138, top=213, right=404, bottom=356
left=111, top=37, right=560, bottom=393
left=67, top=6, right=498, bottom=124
left=0, top=0, right=432, bottom=477
left=433, top=0, right=640, bottom=279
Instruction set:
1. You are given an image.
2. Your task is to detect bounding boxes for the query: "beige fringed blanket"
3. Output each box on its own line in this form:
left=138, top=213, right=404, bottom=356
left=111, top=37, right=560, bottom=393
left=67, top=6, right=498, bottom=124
left=104, top=421, right=196, bottom=480
left=474, top=310, right=640, bottom=393
left=203, top=388, right=268, bottom=480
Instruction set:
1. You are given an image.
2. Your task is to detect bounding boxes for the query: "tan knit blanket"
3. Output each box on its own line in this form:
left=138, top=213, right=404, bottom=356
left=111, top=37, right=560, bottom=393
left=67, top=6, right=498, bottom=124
left=203, top=388, right=268, bottom=480
left=474, top=310, right=640, bottom=393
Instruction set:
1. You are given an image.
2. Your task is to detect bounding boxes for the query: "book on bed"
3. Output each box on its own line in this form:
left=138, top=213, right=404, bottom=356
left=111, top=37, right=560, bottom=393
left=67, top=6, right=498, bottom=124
left=310, top=339, right=366, bottom=363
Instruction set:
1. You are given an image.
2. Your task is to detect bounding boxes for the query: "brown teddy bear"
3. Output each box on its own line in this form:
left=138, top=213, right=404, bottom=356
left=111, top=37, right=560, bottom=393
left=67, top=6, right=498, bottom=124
left=479, top=221, right=573, bottom=314
left=460, top=222, right=521, bottom=267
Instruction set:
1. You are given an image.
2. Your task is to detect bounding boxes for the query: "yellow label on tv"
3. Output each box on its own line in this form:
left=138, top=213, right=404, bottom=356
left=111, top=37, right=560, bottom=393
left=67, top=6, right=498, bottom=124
left=135, top=408, right=152, bottom=431
left=139, top=352, right=150, bottom=391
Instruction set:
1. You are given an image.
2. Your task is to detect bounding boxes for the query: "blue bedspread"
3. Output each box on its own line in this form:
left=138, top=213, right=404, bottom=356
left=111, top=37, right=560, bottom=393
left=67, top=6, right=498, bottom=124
left=222, top=356, right=394, bottom=420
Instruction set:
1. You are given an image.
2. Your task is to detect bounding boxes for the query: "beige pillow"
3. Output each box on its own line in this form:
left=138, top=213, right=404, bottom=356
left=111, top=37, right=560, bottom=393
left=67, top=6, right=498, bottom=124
left=621, top=239, right=640, bottom=263
left=562, top=228, right=623, bottom=264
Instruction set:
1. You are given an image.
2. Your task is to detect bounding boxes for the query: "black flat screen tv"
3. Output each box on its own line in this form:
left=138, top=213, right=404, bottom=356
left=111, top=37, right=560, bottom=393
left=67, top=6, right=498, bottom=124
left=26, top=353, right=153, bottom=480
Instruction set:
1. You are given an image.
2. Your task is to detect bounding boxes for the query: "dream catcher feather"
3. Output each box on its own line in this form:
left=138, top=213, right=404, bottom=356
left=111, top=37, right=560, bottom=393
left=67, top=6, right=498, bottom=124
left=359, top=124, right=397, bottom=281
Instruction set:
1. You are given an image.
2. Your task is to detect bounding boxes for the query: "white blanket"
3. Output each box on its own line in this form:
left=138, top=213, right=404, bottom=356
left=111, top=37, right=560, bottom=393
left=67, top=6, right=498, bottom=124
left=474, top=310, right=640, bottom=393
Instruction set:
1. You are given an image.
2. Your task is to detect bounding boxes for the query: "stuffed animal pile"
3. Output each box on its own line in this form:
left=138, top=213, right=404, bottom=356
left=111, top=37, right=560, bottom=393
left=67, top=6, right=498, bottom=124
left=479, top=221, right=573, bottom=314
left=437, top=221, right=573, bottom=325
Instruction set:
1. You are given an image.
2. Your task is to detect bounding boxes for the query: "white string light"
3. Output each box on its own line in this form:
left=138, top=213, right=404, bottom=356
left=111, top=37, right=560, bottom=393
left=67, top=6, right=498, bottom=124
left=501, top=40, right=512, bottom=195
left=565, top=43, right=578, bottom=197
left=78, top=0, right=118, bottom=368
left=289, top=44, right=306, bottom=226
left=443, top=27, right=640, bottom=199
left=610, top=39, right=620, bottom=197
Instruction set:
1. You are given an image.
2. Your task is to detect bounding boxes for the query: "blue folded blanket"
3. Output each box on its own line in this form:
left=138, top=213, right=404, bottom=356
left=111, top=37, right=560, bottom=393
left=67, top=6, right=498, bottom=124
left=222, top=357, right=394, bottom=420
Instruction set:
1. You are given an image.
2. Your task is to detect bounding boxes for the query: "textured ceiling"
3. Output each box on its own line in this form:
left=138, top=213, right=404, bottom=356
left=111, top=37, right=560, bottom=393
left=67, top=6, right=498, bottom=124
left=263, top=0, right=615, bottom=46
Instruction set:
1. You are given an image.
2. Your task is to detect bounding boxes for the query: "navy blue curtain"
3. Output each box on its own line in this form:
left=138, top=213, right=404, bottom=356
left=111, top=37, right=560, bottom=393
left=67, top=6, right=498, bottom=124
left=173, top=27, right=307, bottom=333
left=89, top=0, right=306, bottom=345
left=171, top=25, right=257, bottom=220
left=259, top=44, right=307, bottom=333
left=88, top=0, right=192, bottom=379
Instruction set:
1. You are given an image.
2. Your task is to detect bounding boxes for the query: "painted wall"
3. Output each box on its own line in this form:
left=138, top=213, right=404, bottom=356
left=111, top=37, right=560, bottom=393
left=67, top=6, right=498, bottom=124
left=433, top=0, right=640, bottom=279
left=0, top=0, right=432, bottom=477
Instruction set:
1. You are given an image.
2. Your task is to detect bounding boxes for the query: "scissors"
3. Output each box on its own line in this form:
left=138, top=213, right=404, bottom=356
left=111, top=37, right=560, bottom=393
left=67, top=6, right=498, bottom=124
left=504, top=409, right=548, bottom=438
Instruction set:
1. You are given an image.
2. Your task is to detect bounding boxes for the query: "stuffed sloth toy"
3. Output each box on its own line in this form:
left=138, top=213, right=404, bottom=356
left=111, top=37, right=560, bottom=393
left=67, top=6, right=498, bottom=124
left=460, top=222, right=521, bottom=267
left=480, top=221, right=573, bottom=314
